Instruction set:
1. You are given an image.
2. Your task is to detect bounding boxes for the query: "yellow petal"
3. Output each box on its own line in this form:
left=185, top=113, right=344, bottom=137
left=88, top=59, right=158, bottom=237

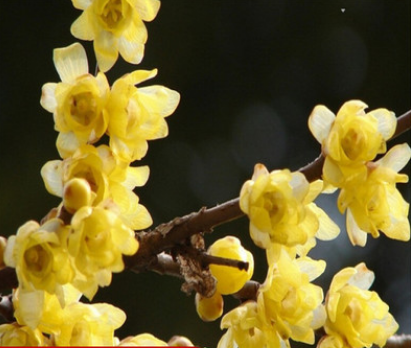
left=53, top=43, right=89, bottom=83
left=70, top=11, right=95, bottom=40
left=118, top=37, right=145, bottom=65
left=368, top=108, right=396, bottom=140
left=308, top=105, right=335, bottom=144
left=135, top=0, right=161, bottom=21
left=346, top=209, right=367, bottom=247
left=377, top=143, right=411, bottom=173
left=138, top=86, right=181, bottom=117
left=41, top=160, right=64, bottom=196
left=94, top=31, right=118, bottom=72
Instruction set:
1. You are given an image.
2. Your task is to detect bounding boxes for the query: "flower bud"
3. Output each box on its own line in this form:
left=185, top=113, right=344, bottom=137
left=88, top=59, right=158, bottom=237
left=63, top=178, right=93, bottom=213
left=168, top=335, right=195, bottom=346
left=195, top=290, right=224, bottom=322
left=208, top=236, right=254, bottom=295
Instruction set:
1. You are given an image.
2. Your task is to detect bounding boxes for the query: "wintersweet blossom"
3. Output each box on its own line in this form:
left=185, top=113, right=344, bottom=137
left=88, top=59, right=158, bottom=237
left=218, top=300, right=283, bottom=348
left=239, top=164, right=339, bottom=250
left=68, top=204, right=139, bottom=299
left=258, top=245, right=326, bottom=344
left=4, top=219, right=74, bottom=295
left=41, top=144, right=152, bottom=229
left=338, top=143, right=410, bottom=246
left=41, top=43, right=110, bottom=159
left=0, top=323, right=47, bottom=346
left=107, top=69, right=180, bottom=161
left=320, top=263, right=398, bottom=348
left=308, top=100, right=396, bottom=187
left=71, top=0, right=161, bottom=72
left=52, top=302, right=126, bottom=346
left=208, top=236, right=254, bottom=295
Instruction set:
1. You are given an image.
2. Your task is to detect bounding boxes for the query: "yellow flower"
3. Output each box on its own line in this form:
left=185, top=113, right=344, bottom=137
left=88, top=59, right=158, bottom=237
left=41, top=43, right=110, bottom=159
left=338, top=144, right=410, bottom=246
left=13, top=284, right=81, bottom=335
left=118, top=333, right=168, bottom=346
left=41, top=144, right=152, bottom=230
left=308, top=100, right=396, bottom=187
left=240, top=164, right=339, bottom=250
left=258, top=245, right=326, bottom=344
left=0, top=323, right=47, bottom=346
left=52, top=302, right=126, bottom=346
left=321, top=263, right=398, bottom=348
left=4, top=219, right=74, bottom=294
left=107, top=69, right=180, bottom=162
left=218, top=301, right=283, bottom=348
left=71, top=0, right=161, bottom=72
left=69, top=204, right=139, bottom=299
left=208, top=236, right=254, bottom=295
left=195, top=290, right=224, bottom=322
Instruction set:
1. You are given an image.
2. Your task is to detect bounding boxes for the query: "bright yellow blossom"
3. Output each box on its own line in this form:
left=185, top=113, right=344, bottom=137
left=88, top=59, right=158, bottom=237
left=41, top=43, right=110, bottom=159
left=240, top=164, right=339, bottom=250
left=52, top=302, right=126, bottom=346
left=338, top=144, right=410, bottom=246
left=68, top=204, right=139, bottom=299
left=320, top=263, right=398, bottom=348
left=12, top=284, right=81, bottom=335
left=4, top=219, right=74, bottom=295
left=41, top=144, right=152, bottom=229
left=107, top=69, right=180, bottom=162
left=71, top=0, right=161, bottom=72
left=308, top=100, right=396, bottom=187
left=118, top=333, right=168, bottom=346
left=258, top=245, right=326, bottom=344
left=218, top=300, right=283, bottom=348
left=0, top=322, right=47, bottom=346
left=208, top=236, right=254, bottom=295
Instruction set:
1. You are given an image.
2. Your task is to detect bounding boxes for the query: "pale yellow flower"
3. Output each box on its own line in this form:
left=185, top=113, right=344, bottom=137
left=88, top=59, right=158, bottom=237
left=68, top=204, right=139, bottom=299
left=52, top=302, right=126, bottom=346
left=258, top=245, right=326, bottom=345
left=321, top=263, right=398, bottom=348
left=107, top=69, right=180, bottom=162
left=0, top=323, right=47, bottom=346
left=338, top=144, right=410, bottom=246
left=4, top=219, right=74, bottom=295
left=41, top=43, right=110, bottom=159
left=41, top=144, right=152, bottom=230
left=208, top=236, right=254, bottom=295
left=218, top=301, right=283, bottom=348
left=240, top=164, right=339, bottom=250
left=71, top=0, right=161, bottom=72
left=118, top=333, right=168, bottom=346
left=13, top=284, right=81, bottom=335
left=308, top=100, right=396, bottom=187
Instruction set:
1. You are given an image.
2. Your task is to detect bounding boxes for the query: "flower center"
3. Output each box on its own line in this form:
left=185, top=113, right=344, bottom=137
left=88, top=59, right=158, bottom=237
left=70, top=92, right=97, bottom=126
left=24, top=245, right=49, bottom=274
left=101, top=0, right=124, bottom=29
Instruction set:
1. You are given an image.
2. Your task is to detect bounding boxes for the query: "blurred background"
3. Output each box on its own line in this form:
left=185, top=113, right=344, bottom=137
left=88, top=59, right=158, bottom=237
left=0, top=1, right=409, bottom=346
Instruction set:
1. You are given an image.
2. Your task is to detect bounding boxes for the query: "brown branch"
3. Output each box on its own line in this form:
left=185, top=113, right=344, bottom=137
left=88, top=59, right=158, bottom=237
left=382, top=335, right=411, bottom=348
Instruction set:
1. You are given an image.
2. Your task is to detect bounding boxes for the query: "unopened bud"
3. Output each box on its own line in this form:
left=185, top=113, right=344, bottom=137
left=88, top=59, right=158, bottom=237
left=168, top=335, right=195, bottom=346
left=195, top=291, right=224, bottom=322
left=63, top=178, right=93, bottom=213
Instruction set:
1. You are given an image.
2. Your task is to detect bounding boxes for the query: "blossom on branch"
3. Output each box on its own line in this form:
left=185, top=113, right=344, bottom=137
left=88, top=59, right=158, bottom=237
left=0, top=322, right=47, bottom=346
left=239, top=164, right=339, bottom=250
left=41, top=43, right=110, bottom=159
left=107, top=69, right=180, bottom=162
left=71, top=0, right=161, bottom=72
left=319, top=263, right=399, bottom=348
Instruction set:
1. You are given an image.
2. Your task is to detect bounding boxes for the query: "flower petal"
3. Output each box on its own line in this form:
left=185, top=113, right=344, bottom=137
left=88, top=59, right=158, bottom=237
left=53, top=43, right=89, bottom=83
left=308, top=105, right=335, bottom=144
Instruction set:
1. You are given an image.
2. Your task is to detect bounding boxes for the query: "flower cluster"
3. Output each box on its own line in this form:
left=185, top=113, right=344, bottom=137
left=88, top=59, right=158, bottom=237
left=0, top=0, right=187, bottom=345
left=308, top=100, right=410, bottom=245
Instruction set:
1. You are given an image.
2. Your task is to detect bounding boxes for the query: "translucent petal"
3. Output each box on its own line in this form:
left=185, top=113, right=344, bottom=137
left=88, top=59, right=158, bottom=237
left=296, top=257, right=326, bottom=282
left=40, top=83, right=57, bottom=113
left=308, top=105, right=335, bottom=143
left=53, top=43, right=89, bottom=83
left=337, top=100, right=368, bottom=116
left=94, top=31, right=118, bottom=72
left=135, top=0, right=161, bottom=21
left=377, top=143, right=411, bottom=173
left=138, top=86, right=181, bottom=117
left=310, top=204, right=340, bottom=241
left=41, top=160, right=64, bottom=196
left=347, top=263, right=374, bottom=290
left=72, top=0, right=91, bottom=10
left=126, top=69, right=157, bottom=85
left=70, top=11, right=95, bottom=40
left=290, top=171, right=309, bottom=202
left=369, top=108, right=396, bottom=140
left=124, top=165, right=150, bottom=189
left=118, top=37, right=144, bottom=65
left=346, top=209, right=367, bottom=246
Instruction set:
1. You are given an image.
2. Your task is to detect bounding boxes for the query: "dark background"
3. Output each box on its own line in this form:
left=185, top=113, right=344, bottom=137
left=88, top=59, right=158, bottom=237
left=0, top=1, right=409, bottom=347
